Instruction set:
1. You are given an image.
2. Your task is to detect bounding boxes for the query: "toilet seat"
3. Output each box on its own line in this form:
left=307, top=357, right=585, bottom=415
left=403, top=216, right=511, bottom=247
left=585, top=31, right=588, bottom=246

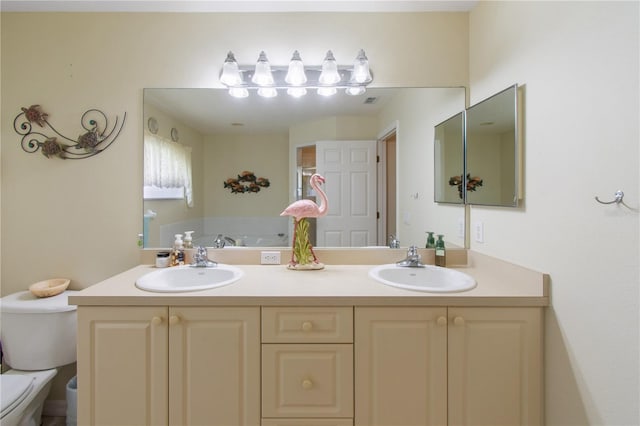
left=0, top=375, right=35, bottom=418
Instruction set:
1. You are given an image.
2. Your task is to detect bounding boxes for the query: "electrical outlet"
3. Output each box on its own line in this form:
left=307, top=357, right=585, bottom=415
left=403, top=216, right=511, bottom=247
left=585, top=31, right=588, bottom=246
left=457, top=217, right=465, bottom=238
left=260, top=251, right=281, bottom=265
left=474, top=222, right=484, bottom=243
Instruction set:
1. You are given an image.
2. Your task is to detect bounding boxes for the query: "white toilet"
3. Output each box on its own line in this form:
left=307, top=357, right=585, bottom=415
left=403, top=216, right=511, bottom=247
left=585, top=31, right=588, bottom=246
left=0, top=290, right=78, bottom=426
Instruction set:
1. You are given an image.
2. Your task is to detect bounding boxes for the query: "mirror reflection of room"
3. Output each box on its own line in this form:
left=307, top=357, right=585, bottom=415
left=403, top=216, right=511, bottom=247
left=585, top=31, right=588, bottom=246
left=143, top=87, right=466, bottom=249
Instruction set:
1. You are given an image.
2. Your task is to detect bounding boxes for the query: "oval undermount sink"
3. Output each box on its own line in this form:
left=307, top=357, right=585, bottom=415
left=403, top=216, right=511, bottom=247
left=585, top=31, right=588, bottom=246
left=135, top=264, right=244, bottom=293
left=369, top=264, right=476, bottom=293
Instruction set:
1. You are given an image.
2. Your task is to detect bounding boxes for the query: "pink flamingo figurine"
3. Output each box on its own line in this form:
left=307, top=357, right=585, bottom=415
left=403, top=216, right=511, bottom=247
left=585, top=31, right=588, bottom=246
left=280, top=174, right=328, bottom=268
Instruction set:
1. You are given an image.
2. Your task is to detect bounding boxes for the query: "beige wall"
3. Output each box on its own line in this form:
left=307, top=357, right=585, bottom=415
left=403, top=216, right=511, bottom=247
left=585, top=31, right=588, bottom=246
left=1, top=11, right=468, bottom=295
left=469, top=1, right=639, bottom=425
left=204, top=132, right=289, bottom=217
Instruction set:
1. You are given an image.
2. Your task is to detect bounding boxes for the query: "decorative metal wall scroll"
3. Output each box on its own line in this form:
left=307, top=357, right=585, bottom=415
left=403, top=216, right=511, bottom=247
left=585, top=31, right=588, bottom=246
left=223, top=171, right=270, bottom=194
left=14, top=105, right=126, bottom=159
left=449, top=173, right=483, bottom=199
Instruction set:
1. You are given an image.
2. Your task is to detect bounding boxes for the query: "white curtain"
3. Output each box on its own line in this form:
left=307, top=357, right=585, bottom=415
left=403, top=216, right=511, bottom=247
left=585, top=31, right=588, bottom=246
left=144, top=132, right=193, bottom=207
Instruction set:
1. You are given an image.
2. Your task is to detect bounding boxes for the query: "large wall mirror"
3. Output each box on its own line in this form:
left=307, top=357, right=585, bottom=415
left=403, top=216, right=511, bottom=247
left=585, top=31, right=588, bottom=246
left=143, top=87, right=465, bottom=248
left=465, top=84, right=519, bottom=206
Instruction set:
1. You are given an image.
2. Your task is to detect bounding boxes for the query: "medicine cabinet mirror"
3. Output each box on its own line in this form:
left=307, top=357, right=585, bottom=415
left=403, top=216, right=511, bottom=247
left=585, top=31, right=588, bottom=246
left=434, top=84, right=519, bottom=207
left=465, top=84, right=519, bottom=207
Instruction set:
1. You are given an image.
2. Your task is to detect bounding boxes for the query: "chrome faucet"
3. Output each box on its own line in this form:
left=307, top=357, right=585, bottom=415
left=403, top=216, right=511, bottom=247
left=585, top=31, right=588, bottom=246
left=388, top=234, right=400, bottom=249
left=396, top=245, right=424, bottom=267
left=213, top=234, right=226, bottom=248
left=191, top=246, right=217, bottom=267
left=213, top=234, right=236, bottom=248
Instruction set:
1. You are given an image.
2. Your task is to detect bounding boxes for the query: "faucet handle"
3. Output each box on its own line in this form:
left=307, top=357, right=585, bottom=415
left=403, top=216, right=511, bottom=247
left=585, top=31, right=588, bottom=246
left=408, top=245, right=418, bottom=256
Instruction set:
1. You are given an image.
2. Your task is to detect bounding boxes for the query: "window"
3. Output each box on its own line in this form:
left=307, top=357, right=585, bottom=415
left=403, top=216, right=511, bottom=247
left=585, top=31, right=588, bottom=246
left=143, top=133, right=193, bottom=207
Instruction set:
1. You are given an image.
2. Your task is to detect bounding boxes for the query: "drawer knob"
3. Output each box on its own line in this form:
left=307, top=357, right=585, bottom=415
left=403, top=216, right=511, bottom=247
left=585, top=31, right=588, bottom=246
left=436, top=316, right=447, bottom=326
left=301, top=379, right=313, bottom=390
left=301, top=321, right=313, bottom=332
left=151, top=316, right=163, bottom=325
left=453, top=316, right=465, bottom=326
left=169, top=315, right=181, bottom=325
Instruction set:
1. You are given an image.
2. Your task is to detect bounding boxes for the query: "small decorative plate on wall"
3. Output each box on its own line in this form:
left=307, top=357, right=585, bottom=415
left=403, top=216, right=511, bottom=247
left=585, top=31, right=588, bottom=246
left=148, top=117, right=159, bottom=134
left=171, top=127, right=179, bottom=142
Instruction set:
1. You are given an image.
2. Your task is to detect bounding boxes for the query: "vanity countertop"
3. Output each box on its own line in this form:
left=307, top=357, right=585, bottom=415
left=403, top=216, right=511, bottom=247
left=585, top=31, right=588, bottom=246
left=69, top=252, right=549, bottom=307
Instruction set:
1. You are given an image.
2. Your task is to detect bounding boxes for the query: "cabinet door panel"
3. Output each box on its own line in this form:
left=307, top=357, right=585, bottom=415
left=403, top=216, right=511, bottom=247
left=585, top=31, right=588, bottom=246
left=77, top=306, right=168, bottom=426
left=354, top=307, right=447, bottom=426
left=448, top=307, right=542, bottom=426
left=169, top=307, right=260, bottom=426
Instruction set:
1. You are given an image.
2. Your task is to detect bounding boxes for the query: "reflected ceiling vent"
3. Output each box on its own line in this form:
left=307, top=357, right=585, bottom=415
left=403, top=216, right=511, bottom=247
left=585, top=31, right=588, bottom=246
left=364, top=96, right=378, bottom=104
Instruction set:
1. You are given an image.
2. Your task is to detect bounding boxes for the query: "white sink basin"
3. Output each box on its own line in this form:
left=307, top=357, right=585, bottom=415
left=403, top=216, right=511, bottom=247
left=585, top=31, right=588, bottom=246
left=135, top=265, right=244, bottom=293
left=369, top=264, right=476, bottom=293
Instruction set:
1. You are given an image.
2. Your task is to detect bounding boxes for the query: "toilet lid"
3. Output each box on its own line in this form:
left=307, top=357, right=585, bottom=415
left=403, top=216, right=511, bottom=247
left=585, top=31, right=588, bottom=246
left=0, top=375, right=35, bottom=418
left=0, top=290, right=78, bottom=313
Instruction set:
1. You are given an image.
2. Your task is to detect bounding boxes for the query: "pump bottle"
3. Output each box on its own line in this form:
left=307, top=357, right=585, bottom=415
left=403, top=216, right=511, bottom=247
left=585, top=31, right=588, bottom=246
left=435, top=234, right=446, bottom=267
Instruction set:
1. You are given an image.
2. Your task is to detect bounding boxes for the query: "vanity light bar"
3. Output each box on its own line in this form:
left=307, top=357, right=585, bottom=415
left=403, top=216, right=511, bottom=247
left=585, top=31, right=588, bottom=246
left=219, top=50, right=373, bottom=99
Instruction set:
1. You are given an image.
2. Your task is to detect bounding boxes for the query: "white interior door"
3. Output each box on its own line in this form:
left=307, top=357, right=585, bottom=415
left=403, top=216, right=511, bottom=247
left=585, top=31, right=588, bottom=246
left=315, top=140, right=377, bottom=247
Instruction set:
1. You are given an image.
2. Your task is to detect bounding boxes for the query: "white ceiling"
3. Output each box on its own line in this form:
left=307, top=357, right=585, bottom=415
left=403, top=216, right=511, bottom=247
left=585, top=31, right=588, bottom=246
left=1, top=0, right=477, bottom=13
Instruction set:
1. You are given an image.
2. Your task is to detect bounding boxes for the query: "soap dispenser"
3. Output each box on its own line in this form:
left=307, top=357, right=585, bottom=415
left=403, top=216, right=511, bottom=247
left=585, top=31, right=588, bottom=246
left=434, top=234, right=446, bottom=267
left=184, top=231, right=194, bottom=248
left=171, top=234, right=185, bottom=266
left=425, top=231, right=435, bottom=248
left=183, top=231, right=194, bottom=264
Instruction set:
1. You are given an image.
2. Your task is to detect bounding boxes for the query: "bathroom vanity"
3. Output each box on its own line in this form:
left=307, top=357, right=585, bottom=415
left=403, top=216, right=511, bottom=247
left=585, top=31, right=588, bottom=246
left=70, top=252, right=548, bottom=426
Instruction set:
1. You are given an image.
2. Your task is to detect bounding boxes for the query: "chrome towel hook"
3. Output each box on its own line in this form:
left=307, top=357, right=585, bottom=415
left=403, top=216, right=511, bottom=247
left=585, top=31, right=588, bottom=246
left=595, top=190, right=627, bottom=206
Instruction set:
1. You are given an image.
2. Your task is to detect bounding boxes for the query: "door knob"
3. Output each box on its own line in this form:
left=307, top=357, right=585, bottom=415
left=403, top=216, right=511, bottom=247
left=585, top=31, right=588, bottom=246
left=169, top=315, right=181, bottom=325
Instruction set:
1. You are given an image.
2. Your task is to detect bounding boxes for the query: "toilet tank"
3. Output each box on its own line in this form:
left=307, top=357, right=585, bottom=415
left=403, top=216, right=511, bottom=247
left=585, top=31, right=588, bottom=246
left=0, top=290, right=78, bottom=370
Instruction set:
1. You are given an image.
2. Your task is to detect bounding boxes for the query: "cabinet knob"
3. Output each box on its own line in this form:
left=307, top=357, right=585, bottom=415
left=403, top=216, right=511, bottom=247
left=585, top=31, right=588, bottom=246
left=436, top=316, right=447, bottom=326
left=301, top=321, right=313, bottom=332
left=301, top=379, right=313, bottom=390
left=151, top=316, right=163, bottom=325
left=453, top=316, right=465, bottom=326
left=169, top=315, right=181, bottom=325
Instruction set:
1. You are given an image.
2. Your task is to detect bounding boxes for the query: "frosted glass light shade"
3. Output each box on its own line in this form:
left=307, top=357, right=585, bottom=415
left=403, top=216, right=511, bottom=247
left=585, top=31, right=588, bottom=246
left=252, top=51, right=275, bottom=86
left=220, top=51, right=243, bottom=86
left=352, top=49, right=372, bottom=83
left=257, top=87, right=278, bottom=98
left=317, top=86, right=337, bottom=97
left=345, top=86, right=366, bottom=96
left=318, top=50, right=341, bottom=85
left=287, top=87, right=307, bottom=98
left=228, top=87, right=249, bottom=98
left=285, top=50, right=307, bottom=85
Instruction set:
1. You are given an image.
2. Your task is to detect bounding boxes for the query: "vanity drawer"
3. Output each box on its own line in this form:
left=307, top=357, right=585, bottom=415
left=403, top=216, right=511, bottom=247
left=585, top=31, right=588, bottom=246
left=261, top=419, right=353, bottom=426
left=262, top=307, right=353, bottom=343
left=262, top=344, right=353, bottom=418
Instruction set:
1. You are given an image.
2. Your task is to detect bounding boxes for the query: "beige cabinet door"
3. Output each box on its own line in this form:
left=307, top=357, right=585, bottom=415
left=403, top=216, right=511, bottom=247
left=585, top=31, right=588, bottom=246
left=354, top=307, right=448, bottom=426
left=77, top=306, right=168, bottom=426
left=169, top=306, right=260, bottom=426
left=448, top=307, right=543, bottom=426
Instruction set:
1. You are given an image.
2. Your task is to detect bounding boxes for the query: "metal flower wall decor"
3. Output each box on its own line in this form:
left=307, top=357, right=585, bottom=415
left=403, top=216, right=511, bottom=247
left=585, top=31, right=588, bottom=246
left=223, top=171, right=271, bottom=194
left=449, top=173, right=484, bottom=199
left=14, top=105, right=126, bottom=159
